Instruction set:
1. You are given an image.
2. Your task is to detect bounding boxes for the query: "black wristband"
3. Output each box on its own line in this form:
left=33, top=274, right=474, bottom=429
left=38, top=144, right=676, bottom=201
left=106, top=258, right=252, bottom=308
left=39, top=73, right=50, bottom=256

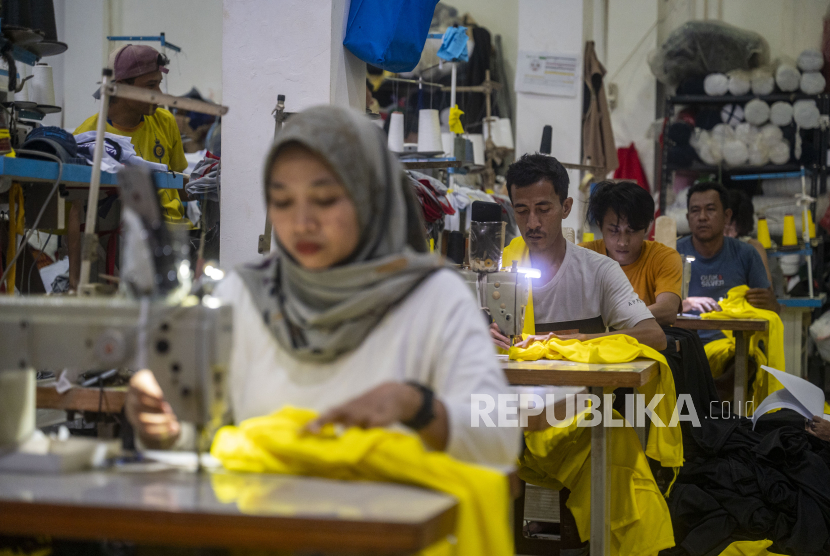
left=402, top=381, right=436, bottom=431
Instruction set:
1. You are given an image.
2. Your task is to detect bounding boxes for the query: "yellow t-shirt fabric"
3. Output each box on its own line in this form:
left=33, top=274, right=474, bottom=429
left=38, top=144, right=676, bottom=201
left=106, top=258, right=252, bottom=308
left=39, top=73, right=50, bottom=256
left=210, top=407, right=512, bottom=556
left=700, top=285, right=785, bottom=412
left=503, top=235, right=534, bottom=335
left=519, top=408, right=675, bottom=556
left=579, top=239, right=682, bottom=306
left=74, top=108, right=188, bottom=225
left=509, top=334, right=683, bottom=468
left=716, top=539, right=785, bottom=556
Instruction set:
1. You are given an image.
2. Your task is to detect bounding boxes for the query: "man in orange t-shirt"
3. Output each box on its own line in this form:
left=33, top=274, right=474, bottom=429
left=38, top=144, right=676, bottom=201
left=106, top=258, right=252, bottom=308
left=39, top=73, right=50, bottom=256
left=580, top=180, right=682, bottom=325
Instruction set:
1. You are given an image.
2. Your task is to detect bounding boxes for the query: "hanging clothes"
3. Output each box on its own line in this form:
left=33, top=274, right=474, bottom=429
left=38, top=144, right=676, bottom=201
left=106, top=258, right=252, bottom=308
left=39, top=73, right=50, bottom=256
left=700, top=285, right=785, bottom=412
left=4, top=183, right=24, bottom=294
left=519, top=408, right=675, bottom=556
left=211, top=407, right=512, bottom=556
left=614, top=143, right=650, bottom=193
left=582, top=41, right=619, bottom=175
left=509, top=334, right=683, bottom=468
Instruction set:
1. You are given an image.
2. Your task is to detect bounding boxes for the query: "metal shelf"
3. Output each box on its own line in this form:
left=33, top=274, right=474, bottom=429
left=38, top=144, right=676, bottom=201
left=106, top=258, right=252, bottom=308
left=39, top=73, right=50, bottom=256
left=400, top=159, right=462, bottom=170
left=668, top=92, right=818, bottom=105
left=0, top=156, right=183, bottom=189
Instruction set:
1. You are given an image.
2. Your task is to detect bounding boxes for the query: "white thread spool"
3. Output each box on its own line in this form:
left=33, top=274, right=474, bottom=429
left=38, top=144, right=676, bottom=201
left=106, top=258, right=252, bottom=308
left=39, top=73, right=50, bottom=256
left=14, top=66, right=29, bottom=102
left=387, top=112, right=404, bottom=153
left=0, top=370, right=35, bottom=447
left=496, top=118, right=514, bottom=149
left=417, top=109, right=442, bottom=152
left=441, top=132, right=454, bottom=157
left=30, top=62, right=55, bottom=106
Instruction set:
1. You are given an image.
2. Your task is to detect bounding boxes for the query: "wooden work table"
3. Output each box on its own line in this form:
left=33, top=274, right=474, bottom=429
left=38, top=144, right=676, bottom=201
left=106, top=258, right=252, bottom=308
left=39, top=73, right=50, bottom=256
left=499, top=356, right=660, bottom=556
left=674, top=316, right=768, bottom=415
left=0, top=469, right=457, bottom=554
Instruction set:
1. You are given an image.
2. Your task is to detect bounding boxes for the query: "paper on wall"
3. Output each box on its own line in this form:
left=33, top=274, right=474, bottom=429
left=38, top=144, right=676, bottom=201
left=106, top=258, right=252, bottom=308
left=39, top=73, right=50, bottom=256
left=515, top=51, right=579, bottom=97
left=751, top=365, right=829, bottom=428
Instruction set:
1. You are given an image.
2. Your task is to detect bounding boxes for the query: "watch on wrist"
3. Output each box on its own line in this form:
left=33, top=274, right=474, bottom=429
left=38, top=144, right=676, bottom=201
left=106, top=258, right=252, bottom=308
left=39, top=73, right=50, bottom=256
left=402, top=381, right=436, bottom=430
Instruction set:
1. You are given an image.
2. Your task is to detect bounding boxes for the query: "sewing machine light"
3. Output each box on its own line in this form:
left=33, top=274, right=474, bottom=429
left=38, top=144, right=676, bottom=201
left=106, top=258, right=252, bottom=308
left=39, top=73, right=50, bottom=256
left=204, top=265, right=225, bottom=281
left=202, top=295, right=222, bottom=309
left=517, top=267, right=541, bottom=279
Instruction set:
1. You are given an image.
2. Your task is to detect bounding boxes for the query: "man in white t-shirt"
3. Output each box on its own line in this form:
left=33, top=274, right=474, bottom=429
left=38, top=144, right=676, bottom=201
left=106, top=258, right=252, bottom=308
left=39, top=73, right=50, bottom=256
left=492, top=153, right=666, bottom=351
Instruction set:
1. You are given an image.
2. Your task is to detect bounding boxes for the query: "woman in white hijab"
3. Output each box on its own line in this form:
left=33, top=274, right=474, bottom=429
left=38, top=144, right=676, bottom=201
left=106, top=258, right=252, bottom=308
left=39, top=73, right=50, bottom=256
left=126, top=105, right=519, bottom=468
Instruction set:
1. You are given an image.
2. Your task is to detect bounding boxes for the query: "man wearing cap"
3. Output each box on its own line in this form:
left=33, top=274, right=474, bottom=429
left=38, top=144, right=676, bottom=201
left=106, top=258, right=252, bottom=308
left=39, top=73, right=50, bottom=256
left=66, top=44, right=188, bottom=288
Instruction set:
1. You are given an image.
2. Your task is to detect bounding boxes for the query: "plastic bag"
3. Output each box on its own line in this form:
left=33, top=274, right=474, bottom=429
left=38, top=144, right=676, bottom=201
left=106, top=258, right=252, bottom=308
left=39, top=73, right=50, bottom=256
left=649, top=21, right=769, bottom=86
left=343, top=0, right=440, bottom=73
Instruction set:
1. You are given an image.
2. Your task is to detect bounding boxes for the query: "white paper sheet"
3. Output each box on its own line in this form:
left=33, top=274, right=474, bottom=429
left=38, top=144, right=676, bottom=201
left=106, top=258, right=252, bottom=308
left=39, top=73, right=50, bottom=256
left=752, top=365, right=829, bottom=427
left=38, top=257, right=69, bottom=293
left=515, top=51, right=579, bottom=97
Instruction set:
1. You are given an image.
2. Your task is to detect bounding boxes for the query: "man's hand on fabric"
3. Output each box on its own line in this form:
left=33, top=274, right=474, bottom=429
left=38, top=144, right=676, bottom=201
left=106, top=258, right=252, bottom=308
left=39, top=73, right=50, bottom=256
left=682, top=296, right=721, bottom=313
left=807, top=415, right=830, bottom=442
left=746, top=288, right=780, bottom=313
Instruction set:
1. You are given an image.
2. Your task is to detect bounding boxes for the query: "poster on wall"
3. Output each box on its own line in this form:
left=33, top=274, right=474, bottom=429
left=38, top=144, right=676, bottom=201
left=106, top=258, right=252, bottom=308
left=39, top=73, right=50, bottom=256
left=515, top=51, right=579, bottom=97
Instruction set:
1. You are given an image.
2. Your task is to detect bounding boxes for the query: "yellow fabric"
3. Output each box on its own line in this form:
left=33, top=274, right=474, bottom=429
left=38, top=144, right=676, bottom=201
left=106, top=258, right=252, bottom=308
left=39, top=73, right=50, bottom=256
left=519, top=408, right=675, bottom=556
left=716, top=539, right=785, bottom=556
left=5, top=183, right=24, bottom=294
left=579, top=240, right=682, bottom=306
left=701, top=285, right=785, bottom=411
left=210, top=407, right=511, bottom=556
left=503, top=235, right=534, bottom=335
left=448, top=105, right=465, bottom=134
left=74, top=108, right=189, bottom=226
left=704, top=337, right=735, bottom=380
left=509, top=334, right=683, bottom=468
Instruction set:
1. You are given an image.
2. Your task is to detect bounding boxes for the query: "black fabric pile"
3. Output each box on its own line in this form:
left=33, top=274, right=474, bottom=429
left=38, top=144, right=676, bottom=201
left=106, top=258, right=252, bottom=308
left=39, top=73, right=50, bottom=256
left=659, top=327, right=830, bottom=556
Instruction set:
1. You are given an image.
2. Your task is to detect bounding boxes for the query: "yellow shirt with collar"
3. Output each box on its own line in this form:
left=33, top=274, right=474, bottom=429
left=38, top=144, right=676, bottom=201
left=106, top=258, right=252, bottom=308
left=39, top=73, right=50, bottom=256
left=74, top=107, right=188, bottom=225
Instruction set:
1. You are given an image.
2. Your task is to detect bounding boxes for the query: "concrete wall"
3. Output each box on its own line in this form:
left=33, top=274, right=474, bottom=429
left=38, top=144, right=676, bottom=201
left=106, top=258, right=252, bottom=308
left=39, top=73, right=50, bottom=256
left=219, top=0, right=365, bottom=269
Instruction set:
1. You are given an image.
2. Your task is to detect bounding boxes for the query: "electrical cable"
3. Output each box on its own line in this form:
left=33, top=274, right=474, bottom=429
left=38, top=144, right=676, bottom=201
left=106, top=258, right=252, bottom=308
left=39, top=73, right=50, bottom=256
left=27, top=231, right=52, bottom=293
left=0, top=150, right=64, bottom=290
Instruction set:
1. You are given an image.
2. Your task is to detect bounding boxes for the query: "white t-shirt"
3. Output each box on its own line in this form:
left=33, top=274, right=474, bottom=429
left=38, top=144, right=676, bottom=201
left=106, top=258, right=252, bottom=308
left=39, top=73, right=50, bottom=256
left=214, top=267, right=520, bottom=469
left=532, top=242, right=654, bottom=331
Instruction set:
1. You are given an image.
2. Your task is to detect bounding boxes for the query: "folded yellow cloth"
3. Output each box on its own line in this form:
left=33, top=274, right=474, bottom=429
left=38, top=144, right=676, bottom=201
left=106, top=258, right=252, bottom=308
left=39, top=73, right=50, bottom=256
left=701, top=285, right=785, bottom=412
left=519, top=408, right=675, bottom=556
left=716, top=539, right=785, bottom=556
left=510, top=334, right=683, bottom=468
left=210, top=407, right=511, bottom=556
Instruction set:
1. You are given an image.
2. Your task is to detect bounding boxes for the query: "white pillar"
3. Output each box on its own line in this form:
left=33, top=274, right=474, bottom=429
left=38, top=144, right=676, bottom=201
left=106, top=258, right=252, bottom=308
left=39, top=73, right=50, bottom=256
left=514, top=0, right=584, bottom=232
left=220, top=0, right=366, bottom=269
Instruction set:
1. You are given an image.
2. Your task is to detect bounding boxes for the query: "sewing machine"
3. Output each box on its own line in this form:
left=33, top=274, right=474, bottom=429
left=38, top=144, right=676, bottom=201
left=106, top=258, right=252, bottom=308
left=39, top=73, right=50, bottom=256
left=459, top=265, right=530, bottom=339
left=0, top=166, right=232, bottom=454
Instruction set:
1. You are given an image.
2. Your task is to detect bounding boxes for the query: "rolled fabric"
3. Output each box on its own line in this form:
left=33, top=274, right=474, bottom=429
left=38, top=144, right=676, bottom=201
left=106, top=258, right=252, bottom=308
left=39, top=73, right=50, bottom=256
left=750, top=68, right=775, bottom=96
left=794, top=99, right=821, bottom=129
left=727, top=70, right=751, bottom=96
left=798, top=48, right=824, bottom=72
left=734, top=122, right=759, bottom=145
left=769, top=140, right=791, bottom=165
left=747, top=139, right=769, bottom=166
left=760, top=124, right=784, bottom=148
left=723, top=138, right=749, bottom=167
left=776, top=64, right=801, bottom=92
left=744, top=99, right=771, bottom=126
left=703, top=73, right=729, bottom=96
left=720, top=103, right=744, bottom=126
left=800, top=71, right=826, bottom=95
left=769, top=101, right=794, bottom=127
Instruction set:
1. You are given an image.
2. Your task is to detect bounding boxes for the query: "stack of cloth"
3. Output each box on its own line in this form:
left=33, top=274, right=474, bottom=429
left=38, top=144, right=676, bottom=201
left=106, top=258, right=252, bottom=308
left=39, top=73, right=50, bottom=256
left=406, top=170, right=455, bottom=223
left=185, top=151, right=221, bottom=201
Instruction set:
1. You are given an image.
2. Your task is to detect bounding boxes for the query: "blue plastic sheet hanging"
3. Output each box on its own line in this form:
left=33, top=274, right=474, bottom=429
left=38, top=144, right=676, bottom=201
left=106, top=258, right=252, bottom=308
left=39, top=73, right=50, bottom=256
left=343, top=0, right=439, bottom=73
left=436, top=26, right=469, bottom=63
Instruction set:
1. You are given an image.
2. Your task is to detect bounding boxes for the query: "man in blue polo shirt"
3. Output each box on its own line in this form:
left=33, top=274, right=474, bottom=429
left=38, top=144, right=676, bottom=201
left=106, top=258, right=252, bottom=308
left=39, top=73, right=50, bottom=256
left=677, top=181, right=778, bottom=344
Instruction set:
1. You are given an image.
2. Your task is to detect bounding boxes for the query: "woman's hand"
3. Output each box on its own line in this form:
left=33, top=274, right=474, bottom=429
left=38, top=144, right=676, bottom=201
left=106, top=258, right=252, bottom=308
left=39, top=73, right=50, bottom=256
left=489, top=322, right=512, bottom=350
left=125, top=369, right=181, bottom=450
left=304, top=382, right=422, bottom=433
